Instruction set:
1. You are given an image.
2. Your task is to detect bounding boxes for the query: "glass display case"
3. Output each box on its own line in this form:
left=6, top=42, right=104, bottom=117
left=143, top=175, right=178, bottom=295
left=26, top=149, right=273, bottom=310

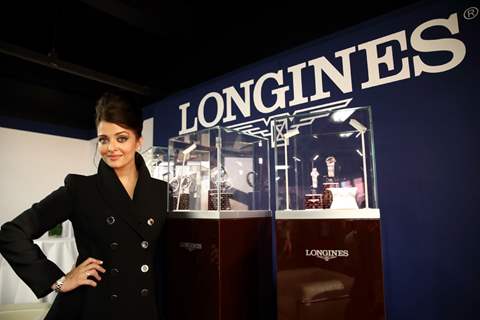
left=166, top=127, right=273, bottom=320
left=273, top=106, right=378, bottom=212
left=142, top=146, right=170, bottom=181
left=168, top=126, right=270, bottom=213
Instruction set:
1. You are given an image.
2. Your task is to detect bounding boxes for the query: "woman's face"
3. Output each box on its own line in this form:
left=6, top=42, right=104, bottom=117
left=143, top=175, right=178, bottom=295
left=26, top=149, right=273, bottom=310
left=97, top=121, right=143, bottom=170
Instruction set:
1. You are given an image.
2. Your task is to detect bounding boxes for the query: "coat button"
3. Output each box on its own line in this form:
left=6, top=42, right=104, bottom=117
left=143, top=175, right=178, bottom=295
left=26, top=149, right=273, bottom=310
left=141, top=241, right=149, bottom=249
left=106, top=216, right=116, bottom=225
left=111, top=268, right=120, bottom=276
left=147, top=218, right=155, bottom=226
left=111, top=294, right=119, bottom=301
left=140, top=289, right=149, bottom=297
left=110, top=242, right=119, bottom=250
left=141, top=264, right=149, bottom=273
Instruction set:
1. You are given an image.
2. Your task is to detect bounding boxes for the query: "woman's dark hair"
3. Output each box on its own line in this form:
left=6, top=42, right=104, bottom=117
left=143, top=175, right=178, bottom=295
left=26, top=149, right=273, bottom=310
left=95, top=92, right=143, bottom=138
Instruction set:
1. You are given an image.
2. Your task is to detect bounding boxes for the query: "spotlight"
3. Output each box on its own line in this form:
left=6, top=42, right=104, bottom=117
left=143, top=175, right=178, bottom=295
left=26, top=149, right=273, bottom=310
left=283, top=128, right=300, bottom=139
left=349, top=119, right=367, bottom=133
left=182, top=143, right=197, bottom=155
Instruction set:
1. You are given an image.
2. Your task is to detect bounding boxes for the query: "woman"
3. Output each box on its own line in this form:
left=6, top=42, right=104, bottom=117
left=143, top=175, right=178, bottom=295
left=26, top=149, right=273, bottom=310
left=0, top=92, right=168, bottom=319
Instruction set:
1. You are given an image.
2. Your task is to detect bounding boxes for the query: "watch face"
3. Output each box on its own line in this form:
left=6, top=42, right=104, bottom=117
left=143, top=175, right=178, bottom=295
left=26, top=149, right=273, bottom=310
left=246, top=171, right=256, bottom=187
left=210, top=166, right=231, bottom=190
left=169, top=176, right=180, bottom=193
left=54, top=276, right=66, bottom=292
left=180, top=176, right=192, bottom=191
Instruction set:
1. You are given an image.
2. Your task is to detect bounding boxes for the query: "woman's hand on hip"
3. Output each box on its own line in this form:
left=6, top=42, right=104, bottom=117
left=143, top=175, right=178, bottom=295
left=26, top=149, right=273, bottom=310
left=60, top=257, right=106, bottom=292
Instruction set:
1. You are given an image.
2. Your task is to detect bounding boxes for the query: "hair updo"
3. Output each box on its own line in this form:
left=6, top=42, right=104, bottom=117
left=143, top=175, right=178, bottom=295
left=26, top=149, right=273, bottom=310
left=95, top=92, right=143, bottom=138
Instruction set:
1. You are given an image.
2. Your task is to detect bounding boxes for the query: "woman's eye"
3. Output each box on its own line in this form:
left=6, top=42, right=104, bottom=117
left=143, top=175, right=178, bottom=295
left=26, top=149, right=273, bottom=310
left=98, top=137, right=108, bottom=145
left=117, top=136, right=128, bottom=143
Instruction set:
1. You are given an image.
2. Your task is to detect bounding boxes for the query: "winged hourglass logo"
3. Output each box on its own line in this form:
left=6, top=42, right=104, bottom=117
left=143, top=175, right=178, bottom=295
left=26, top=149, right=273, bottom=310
left=226, top=98, right=352, bottom=148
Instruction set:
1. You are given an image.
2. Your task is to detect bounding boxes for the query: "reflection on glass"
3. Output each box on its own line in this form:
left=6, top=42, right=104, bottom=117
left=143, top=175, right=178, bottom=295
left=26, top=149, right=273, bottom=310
left=142, top=146, right=170, bottom=181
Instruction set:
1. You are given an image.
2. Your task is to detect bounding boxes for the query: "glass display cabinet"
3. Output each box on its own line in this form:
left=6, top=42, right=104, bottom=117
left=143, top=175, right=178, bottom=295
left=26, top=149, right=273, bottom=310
left=167, top=126, right=270, bottom=215
left=165, top=126, right=273, bottom=320
left=141, top=146, right=170, bottom=181
left=273, top=106, right=385, bottom=320
left=273, top=106, right=378, bottom=217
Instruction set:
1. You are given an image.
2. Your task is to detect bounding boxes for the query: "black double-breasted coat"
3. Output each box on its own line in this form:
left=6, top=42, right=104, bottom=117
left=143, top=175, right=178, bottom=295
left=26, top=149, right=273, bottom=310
left=0, top=153, right=168, bottom=320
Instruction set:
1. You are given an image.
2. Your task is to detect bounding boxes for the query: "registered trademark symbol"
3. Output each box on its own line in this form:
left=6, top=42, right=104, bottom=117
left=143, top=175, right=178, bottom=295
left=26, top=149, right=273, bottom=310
left=463, top=7, right=478, bottom=20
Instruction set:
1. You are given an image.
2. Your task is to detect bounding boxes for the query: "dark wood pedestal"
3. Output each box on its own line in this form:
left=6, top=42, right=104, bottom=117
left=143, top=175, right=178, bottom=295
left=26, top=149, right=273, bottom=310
left=165, top=211, right=274, bottom=320
left=275, top=209, right=385, bottom=320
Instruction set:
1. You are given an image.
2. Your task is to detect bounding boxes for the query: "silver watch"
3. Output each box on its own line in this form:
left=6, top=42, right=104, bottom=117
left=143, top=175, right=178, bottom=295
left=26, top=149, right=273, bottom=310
left=54, top=276, right=66, bottom=293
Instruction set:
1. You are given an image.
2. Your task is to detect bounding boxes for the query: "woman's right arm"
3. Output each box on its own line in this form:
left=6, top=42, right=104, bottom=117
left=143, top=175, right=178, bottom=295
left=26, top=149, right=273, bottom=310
left=0, top=175, right=77, bottom=298
left=51, top=257, right=105, bottom=293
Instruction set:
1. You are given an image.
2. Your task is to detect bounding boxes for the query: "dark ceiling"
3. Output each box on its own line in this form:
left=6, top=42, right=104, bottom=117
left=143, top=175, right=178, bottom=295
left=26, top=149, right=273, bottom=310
left=0, top=0, right=421, bottom=131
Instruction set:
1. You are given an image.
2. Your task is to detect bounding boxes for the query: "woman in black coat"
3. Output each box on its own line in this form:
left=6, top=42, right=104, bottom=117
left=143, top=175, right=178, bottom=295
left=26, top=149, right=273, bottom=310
left=0, top=92, right=168, bottom=320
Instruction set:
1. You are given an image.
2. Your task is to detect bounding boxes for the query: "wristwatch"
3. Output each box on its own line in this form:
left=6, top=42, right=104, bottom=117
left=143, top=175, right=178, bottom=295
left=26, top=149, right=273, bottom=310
left=53, top=276, right=66, bottom=293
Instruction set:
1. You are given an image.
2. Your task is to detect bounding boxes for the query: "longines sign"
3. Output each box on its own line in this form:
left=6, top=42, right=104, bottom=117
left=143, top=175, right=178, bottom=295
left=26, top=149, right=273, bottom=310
left=178, top=12, right=467, bottom=136
left=179, top=242, right=202, bottom=252
left=306, top=249, right=349, bottom=262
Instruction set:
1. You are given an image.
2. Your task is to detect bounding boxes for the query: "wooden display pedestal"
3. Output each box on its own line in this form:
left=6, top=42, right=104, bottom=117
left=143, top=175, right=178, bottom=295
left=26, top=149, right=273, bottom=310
left=276, top=209, right=385, bottom=320
left=166, top=211, right=273, bottom=320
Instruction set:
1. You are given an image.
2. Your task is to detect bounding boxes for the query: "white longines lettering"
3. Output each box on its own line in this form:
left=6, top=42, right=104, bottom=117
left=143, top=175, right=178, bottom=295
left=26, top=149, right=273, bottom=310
left=178, top=12, right=466, bottom=135
left=179, top=242, right=202, bottom=252
left=253, top=70, right=289, bottom=114
left=410, top=13, right=466, bottom=76
left=305, top=249, right=349, bottom=262
left=308, top=46, right=355, bottom=100
left=357, top=30, right=411, bottom=89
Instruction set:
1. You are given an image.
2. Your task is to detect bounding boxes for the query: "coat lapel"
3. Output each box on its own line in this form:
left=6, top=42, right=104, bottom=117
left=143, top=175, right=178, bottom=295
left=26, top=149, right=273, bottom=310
left=96, top=153, right=159, bottom=240
left=132, top=154, right=164, bottom=239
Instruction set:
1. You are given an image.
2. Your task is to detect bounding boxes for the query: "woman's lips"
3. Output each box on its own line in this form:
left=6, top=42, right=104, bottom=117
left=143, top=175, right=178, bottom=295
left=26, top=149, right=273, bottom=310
left=108, top=155, right=121, bottom=161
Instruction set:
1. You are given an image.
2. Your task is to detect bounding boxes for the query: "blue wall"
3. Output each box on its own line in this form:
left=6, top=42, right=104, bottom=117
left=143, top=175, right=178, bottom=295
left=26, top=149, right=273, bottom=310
left=149, top=0, right=479, bottom=319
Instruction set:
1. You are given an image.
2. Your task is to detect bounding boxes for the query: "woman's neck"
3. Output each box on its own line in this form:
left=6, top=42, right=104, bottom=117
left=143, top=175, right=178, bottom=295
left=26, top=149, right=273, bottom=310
left=114, top=160, right=137, bottom=179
